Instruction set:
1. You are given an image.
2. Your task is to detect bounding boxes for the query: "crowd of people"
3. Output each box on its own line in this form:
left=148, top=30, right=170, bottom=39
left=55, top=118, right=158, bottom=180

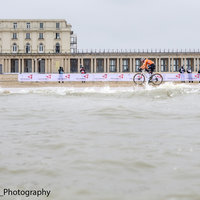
left=58, top=65, right=87, bottom=83
left=179, top=65, right=200, bottom=83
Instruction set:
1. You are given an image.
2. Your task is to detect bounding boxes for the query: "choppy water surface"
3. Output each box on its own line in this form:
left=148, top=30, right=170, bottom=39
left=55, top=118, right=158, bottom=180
left=1, top=82, right=200, bottom=200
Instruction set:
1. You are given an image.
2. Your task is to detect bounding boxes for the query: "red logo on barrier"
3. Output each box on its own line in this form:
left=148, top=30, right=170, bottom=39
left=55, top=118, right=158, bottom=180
left=28, top=74, right=33, bottom=79
left=137, top=75, right=143, bottom=79
left=156, top=75, right=161, bottom=78
left=46, top=75, right=51, bottom=79
left=103, top=74, right=107, bottom=79
left=176, top=74, right=180, bottom=78
left=84, top=74, right=89, bottom=79
left=195, top=74, right=199, bottom=78
left=65, top=74, right=70, bottom=79
left=119, top=74, right=124, bottom=79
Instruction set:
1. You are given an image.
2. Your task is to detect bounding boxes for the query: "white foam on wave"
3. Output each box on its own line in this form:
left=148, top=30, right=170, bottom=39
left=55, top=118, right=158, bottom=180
left=0, top=82, right=200, bottom=97
left=0, top=86, right=136, bottom=97
left=32, top=87, right=75, bottom=95
left=157, top=82, right=200, bottom=95
left=158, top=82, right=192, bottom=89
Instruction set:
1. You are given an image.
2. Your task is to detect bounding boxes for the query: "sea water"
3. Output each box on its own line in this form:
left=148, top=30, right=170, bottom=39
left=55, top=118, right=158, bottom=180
left=0, top=82, right=200, bottom=200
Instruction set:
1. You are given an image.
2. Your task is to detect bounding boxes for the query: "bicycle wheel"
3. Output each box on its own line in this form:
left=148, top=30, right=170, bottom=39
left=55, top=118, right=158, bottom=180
left=133, top=73, right=145, bottom=85
left=151, top=73, right=163, bottom=85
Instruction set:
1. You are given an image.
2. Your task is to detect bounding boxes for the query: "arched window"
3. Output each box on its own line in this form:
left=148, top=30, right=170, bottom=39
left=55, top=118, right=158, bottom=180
left=39, top=43, right=43, bottom=53
left=26, top=43, right=30, bottom=53
left=56, top=43, right=60, bottom=53
left=13, top=43, right=17, bottom=53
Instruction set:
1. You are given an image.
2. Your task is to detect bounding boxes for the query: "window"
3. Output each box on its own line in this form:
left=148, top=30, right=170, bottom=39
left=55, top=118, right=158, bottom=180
left=186, top=59, right=193, bottom=71
left=26, top=43, right=30, bottom=53
left=13, top=43, right=17, bottom=53
left=135, top=59, right=141, bottom=72
left=56, top=23, right=60, bottom=29
left=27, top=23, right=30, bottom=29
left=110, top=59, right=117, bottom=72
left=25, top=60, right=32, bottom=73
left=38, top=59, right=45, bottom=73
left=13, top=33, right=17, bottom=39
left=161, top=59, right=168, bottom=72
left=199, top=59, right=200, bottom=70
left=96, top=59, right=104, bottom=72
left=39, top=43, right=44, bottom=53
left=56, top=33, right=60, bottom=39
left=55, top=43, right=60, bottom=53
left=39, top=33, right=43, bottom=39
left=173, top=59, right=179, bottom=72
left=70, top=59, right=78, bottom=73
left=11, top=59, right=19, bottom=73
left=26, top=33, right=30, bottom=39
left=40, top=23, right=43, bottom=28
left=13, top=23, right=17, bottom=29
left=122, top=59, right=129, bottom=72
left=84, top=59, right=91, bottom=73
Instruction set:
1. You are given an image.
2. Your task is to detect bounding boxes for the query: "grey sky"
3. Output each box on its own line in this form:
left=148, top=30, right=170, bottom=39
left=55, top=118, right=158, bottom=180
left=1, top=0, right=200, bottom=51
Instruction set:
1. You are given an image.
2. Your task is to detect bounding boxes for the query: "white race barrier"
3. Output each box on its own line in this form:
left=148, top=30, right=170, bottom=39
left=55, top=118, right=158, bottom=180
left=18, top=73, right=200, bottom=82
left=18, top=73, right=134, bottom=82
left=162, top=73, right=199, bottom=82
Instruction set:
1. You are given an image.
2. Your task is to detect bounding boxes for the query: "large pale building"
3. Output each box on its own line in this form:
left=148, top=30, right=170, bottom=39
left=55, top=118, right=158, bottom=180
left=0, top=19, right=200, bottom=75
left=0, top=19, right=77, bottom=73
left=0, top=19, right=75, bottom=54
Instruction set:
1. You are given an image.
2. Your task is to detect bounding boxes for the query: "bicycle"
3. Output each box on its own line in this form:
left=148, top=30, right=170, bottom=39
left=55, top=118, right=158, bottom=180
left=133, top=70, right=163, bottom=85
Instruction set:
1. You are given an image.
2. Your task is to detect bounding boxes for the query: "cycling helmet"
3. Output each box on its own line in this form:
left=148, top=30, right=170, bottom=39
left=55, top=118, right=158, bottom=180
left=141, top=58, right=145, bottom=62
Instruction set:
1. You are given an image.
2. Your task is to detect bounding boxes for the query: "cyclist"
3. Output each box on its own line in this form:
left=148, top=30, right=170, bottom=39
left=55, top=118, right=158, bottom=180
left=139, top=58, right=156, bottom=74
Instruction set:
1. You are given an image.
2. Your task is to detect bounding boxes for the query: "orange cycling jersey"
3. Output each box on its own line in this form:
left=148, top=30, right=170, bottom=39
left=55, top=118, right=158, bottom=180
left=140, top=59, right=154, bottom=69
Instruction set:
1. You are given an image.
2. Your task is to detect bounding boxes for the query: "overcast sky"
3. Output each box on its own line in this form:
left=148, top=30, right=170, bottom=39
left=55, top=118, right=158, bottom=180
left=1, top=0, right=200, bottom=51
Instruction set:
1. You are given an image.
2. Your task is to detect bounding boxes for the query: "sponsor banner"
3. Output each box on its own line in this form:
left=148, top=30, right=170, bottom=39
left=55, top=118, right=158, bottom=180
left=93, top=74, right=109, bottom=81
left=18, top=74, right=36, bottom=82
left=18, top=74, right=72, bottom=82
left=70, top=74, right=94, bottom=81
left=93, top=74, right=134, bottom=81
left=109, top=74, right=135, bottom=81
left=109, top=74, right=124, bottom=81
left=18, top=73, right=136, bottom=82
left=163, top=73, right=199, bottom=82
left=18, top=73, right=200, bottom=82
left=194, top=74, right=200, bottom=81
left=163, top=73, right=181, bottom=82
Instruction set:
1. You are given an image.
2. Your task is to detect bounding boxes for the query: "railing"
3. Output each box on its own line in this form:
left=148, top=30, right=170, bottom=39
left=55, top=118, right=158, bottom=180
left=73, top=49, right=200, bottom=54
left=1, top=49, right=200, bottom=55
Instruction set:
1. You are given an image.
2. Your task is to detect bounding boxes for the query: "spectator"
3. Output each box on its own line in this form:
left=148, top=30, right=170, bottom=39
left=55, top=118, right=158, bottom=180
left=179, top=66, right=185, bottom=83
left=80, top=66, right=86, bottom=83
left=187, top=67, right=193, bottom=83
left=58, top=66, right=64, bottom=83
left=198, top=68, right=200, bottom=83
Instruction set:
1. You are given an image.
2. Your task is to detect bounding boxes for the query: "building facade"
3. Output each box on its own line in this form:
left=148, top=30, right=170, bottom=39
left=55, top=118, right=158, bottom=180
left=0, top=19, right=200, bottom=75
left=1, top=51, right=200, bottom=74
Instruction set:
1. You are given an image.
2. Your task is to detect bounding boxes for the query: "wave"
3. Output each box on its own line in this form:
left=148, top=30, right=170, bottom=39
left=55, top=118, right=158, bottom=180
left=0, top=82, right=199, bottom=99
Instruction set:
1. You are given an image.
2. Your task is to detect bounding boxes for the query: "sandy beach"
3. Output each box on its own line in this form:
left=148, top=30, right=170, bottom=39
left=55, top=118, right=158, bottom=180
left=0, top=81, right=199, bottom=88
